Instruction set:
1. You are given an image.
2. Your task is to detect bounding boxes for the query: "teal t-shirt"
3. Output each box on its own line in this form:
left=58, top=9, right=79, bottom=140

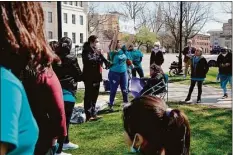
left=63, top=89, right=76, bottom=103
left=0, top=66, right=39, bottom=155
left=130, top=49, right=143, bottom=68
left=109, top=50, right=131, bottom=73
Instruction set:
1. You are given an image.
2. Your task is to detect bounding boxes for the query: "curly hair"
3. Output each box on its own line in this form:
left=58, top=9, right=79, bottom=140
left=0, top=2, right=55, bottom=75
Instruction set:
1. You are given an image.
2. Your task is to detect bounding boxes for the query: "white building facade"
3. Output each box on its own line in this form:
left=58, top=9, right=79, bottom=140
left=41, top=2, right=88, bottom=48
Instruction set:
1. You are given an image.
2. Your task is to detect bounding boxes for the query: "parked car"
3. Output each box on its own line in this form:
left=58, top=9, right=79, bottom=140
left=203, top=54, right=218, bottom=67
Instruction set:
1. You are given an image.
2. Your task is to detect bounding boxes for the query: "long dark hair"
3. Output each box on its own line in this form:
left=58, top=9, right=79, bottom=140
left=0, top=2, right=55, bottom=76
left=83, top=35, right=98, bottom=49
left=123, top=96, right=190, bottom=155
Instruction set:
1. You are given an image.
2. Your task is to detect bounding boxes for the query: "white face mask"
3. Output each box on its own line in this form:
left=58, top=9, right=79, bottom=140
left=96, top=43, right=101, bottom=49
left=130, top=134, right=141, bottom=153
left=222, top=53, right=227, bottom=57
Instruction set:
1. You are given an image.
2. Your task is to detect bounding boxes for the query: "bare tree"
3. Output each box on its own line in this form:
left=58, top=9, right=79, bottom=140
left=162, top=2, right=181, bottom=52
left=182, top=2, right=212, bottom=45
left=88, top=2, right=112, bottom=35
left=120, top=2, right=147, bottom=30
left=221, top=2, right=232, bottom=14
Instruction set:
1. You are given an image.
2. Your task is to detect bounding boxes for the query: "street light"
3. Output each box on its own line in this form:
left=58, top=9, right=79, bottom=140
left=57, top=2, right=62, bottom=40
left=178, top=1, right=183, bottom=74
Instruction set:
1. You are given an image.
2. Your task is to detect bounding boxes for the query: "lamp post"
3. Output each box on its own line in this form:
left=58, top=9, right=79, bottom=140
left=57, top=2, right=62, bottom=40
left=178, top=1, right=183, bottom=73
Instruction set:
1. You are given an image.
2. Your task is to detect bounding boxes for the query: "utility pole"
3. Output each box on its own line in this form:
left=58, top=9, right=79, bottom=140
left=57, top=2, right=62, bottom=40
left=178, top=1, right=183, bottom=73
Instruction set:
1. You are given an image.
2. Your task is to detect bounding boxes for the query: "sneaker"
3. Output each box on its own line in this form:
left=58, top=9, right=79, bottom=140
left=184, top=98, right=192, bottom=103
left=62, top=142, right=79, bottom=151
left=109, top=105, right=114, bottom=112
left=55, top=152, right=72, bottom=155
left=184, top=97, right=190, bottom=102
left=196, top=99, right=201, bottom=103
left=222, top=94, right=228, bottom=99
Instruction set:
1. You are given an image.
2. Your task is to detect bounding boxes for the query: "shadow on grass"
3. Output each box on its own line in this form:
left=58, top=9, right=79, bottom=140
left=98, top=109, right=121, bottom=115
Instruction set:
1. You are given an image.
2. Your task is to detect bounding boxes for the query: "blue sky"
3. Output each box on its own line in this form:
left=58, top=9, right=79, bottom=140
left=92, top=1, right=232, bottom=33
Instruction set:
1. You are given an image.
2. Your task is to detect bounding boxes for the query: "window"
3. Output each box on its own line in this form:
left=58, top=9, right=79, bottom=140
left=64, top=13, right=68, bottom=23
left=69, top=1, right=72, bottom=5
left=80, top=15, right=83, bottom=25
left=72, top=33, right=76, bottom=44
left=72, top=14, right=76, bottom=24
left=64, top=32, right=68, bottom=37
left=80, top=1, right=83, bottom=7
left=75, top=2, right=78, bottom=6
left=48, top=12, right=52, bottom=23
left=63, top=1, right=67, bottom=4
left=80, top=33, right=83, bottom=43
left=48, top=31, right=53, bottom=39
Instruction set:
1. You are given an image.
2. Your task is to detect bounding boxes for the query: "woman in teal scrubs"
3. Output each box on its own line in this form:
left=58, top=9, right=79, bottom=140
left=0, top=2, right=54, bottom=155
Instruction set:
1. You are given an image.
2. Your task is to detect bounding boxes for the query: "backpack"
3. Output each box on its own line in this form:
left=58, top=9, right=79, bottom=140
left=70, top=106, right=86, bottom=124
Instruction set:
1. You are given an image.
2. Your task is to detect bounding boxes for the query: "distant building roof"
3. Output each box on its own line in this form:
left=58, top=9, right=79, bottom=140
left=207, top=29, right=223, bottom=33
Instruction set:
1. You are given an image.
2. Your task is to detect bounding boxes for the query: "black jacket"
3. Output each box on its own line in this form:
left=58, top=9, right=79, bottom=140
left=190, top=56, right=209, bottom=78
left=53, top=54, right=82, bottom=95
left=150, top=50, right=164, bottom=66
left=82, top=43, right=109, bottom=82
left=217, top=52, right=232, bottom=75
left=182, top=46, right=196, bottom=63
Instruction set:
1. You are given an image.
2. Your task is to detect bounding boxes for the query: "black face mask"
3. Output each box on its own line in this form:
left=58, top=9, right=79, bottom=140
left=129, top=49, right=134, bottom=51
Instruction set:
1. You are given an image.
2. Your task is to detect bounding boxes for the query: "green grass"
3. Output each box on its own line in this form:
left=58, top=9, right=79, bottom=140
left=66, top=92, right=232, bottom=155
left=168, top=67, right=224, bottom=88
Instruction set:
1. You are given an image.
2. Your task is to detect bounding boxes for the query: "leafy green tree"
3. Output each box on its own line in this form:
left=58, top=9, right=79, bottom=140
left=135, top=26, right=157, bottom=52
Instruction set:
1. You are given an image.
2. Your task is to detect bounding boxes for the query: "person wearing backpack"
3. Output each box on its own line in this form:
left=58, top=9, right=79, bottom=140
left=108, top=28, right=133, bottom=112
left=53, top=37, right=82, bottom=154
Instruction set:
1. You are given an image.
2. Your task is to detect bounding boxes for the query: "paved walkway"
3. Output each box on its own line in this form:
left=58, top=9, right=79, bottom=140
left=77, top=82, right=232, bottom=109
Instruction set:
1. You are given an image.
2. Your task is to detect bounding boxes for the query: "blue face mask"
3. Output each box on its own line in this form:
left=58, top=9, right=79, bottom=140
left=130, top=134, right=141, bottom=153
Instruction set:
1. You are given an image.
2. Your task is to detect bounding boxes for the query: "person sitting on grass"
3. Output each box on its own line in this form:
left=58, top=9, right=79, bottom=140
left=184, top=48, right=209, bottom=103
left=123, top=96, right=190, bottom=155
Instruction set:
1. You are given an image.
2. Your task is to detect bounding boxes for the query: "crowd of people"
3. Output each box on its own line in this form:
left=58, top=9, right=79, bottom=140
left=0, top=2, right=231, bottom=155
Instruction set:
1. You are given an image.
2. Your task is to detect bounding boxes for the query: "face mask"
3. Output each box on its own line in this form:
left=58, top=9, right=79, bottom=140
left=154, top=46, right=159, bottom=50
left=96, top=43, right=101, bottom=49
left=222, top=53, right=227, bottom=57
left=130, top=134, right=141, bottom=153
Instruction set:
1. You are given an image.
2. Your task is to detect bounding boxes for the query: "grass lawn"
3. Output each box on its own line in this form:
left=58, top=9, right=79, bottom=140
left=66, top=92, right=232, bottom=155
left=167, top=67, right=225, bottom=88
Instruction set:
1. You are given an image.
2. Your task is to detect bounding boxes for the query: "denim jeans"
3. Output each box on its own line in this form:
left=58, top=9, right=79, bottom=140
left=132, top=67, right=144, bottom=78
left=108, top=71, right=128, bottom=106
left=219, top=74, right=232, bottom=95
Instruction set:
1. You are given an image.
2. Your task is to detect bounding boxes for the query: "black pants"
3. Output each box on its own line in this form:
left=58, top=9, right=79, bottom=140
left=132, top=67, right=144, bottom=78
left=187, top=80, right=203, bottom=99
left=84, top=81, right=100, bottom=119
left=57, top=101, right=75, bottom=153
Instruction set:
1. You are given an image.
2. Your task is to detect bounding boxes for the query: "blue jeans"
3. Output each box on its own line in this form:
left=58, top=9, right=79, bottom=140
left=108, top=71, right=128, bottom=106
left=219, top=74, right=232, bottom=95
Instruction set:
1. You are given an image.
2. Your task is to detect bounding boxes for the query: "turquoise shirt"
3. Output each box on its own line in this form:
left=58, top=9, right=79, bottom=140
left=191, top=57, right=205, bottom=81
left=109, top=50, right=131, bottom=73
left=130, top=49, right=143, bottom=68
left=62, top=89, right=76, bottom=103
left=0, top=66, right=39, bottom=155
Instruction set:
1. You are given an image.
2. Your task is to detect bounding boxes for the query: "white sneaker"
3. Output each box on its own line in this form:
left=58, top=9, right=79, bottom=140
left=62, top=142, right=79, bottom=151
left=55, top=152, right=72, bottom=155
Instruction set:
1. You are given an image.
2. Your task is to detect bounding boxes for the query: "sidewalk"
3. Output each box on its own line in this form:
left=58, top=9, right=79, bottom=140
left=167, top=83, right=232, bottom=109
left=77, top=82, right=232, bottom=109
